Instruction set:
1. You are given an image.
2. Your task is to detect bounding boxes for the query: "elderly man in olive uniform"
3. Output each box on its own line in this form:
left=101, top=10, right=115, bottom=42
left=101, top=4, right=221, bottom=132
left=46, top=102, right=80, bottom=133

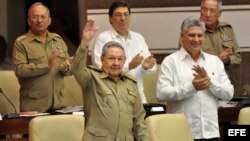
left=71, top=19, right=150, bottom=141
left=13, top=2, right=71, bottom=112
left=200, top=0, right=241, bottom=82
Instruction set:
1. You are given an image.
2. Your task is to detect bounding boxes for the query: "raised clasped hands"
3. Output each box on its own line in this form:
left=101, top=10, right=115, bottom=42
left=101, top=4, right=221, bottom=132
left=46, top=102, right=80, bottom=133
left=219, top=47, right=233, bottom=63
left=59, top=56, right=74, bottom=73
left=192, top=65, right=211, bottom=91
left=129, top=53, right=144, bottom=70
left=142, top=55, right=156, bottom=70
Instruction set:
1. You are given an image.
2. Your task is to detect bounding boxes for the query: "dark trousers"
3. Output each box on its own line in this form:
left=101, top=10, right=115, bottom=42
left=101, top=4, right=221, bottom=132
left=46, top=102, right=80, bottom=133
left=194, top=138, right=219, bottom=141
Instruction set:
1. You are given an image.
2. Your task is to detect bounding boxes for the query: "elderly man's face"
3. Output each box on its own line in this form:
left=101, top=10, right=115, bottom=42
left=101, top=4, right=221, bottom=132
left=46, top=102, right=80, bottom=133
left=101, top=46, right=125, bottom=80
left=181, top=26, right=204, bottom=55
left=27, top=4, right=51, bottom=35
left=200, top=0, right=221, bottom=30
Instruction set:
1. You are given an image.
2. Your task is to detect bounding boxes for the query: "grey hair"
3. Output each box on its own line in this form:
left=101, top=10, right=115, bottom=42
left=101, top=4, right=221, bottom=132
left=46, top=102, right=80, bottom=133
left=101, top=41, right=125, bottom=57
left=28, top=2, right=50, bottom=18
left=201, top=0, right=222, bottom=12
left=181, top=16, right=205, bottom=34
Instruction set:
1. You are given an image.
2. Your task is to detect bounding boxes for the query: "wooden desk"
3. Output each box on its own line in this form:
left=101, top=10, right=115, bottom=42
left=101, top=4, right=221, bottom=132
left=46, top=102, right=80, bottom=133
left=218, top=106, right=242, bottom=123
left=0, top=118, right=31, bottom=141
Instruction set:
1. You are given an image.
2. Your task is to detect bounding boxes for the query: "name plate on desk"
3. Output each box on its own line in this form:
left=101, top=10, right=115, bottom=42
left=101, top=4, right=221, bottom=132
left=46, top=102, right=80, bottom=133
left=20, top=112, right=49, bottom=117
left=151, top=107, right=164, bottom=112
left=55, top=105, right=83, bottom=114
left=219, top=100, right=237, bottom=108
left=143, top=103, right=166, bottom=118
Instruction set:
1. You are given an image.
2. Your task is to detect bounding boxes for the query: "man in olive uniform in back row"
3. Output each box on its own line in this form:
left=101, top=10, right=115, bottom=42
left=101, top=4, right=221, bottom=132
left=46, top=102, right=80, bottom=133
left=13, top=2, right=72, bottom=112
left=200, top=0, right=241, bottom=83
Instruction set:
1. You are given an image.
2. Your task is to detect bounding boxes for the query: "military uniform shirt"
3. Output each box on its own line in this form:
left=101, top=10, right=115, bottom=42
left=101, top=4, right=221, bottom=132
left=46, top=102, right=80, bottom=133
left=13, top=30, right=70, bottom=112
left=72, top=46, right=150, bottom=141
left=202, top=21, right=241, bottom=69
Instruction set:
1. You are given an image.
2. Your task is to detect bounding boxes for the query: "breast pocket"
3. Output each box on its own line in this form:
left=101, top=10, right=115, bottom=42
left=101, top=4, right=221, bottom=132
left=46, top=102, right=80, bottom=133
left=27, top=52, right=46, bottom=64
left=206, top=67, right=219, bottom=83
left=222, top=40, right=235, bottom=49
left=127, top=87, right=137, bottom=105
left=96, top=87, right=113, bottom=108
left=221, top=32, right=235, bottom=48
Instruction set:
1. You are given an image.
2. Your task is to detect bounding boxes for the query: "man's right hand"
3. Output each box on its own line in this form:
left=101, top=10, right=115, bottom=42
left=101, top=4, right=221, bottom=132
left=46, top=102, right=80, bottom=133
left=129, top=54, right=144, bottom=70
left=80, top=19, right=98, bottom=48
left=219, top=47, right=233, bottom=63
left=192, top=76, right=211, bottom=91
left=192, top=65, right=211, bottom=91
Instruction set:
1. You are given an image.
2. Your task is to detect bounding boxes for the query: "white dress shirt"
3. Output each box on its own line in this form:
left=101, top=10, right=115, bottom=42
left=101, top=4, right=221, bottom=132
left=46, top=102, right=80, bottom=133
left=92, top=28, right=157, bottom=103
left=157, top=47, right=234, bottom=139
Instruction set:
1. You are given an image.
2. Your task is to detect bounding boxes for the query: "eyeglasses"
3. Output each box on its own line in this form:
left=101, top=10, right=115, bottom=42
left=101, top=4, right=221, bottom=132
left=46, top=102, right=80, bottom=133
left=201, top=8, right=217, bottom=15
left=113, top=12, right=130, bottom=18
left=105, top=56, right=125, bottom=62
left=29, top=15, right=49, bottom=21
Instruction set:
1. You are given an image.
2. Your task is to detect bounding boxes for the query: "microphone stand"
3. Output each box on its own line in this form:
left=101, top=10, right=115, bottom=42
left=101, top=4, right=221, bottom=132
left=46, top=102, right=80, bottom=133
left=0, top=88, right=20, bottom=119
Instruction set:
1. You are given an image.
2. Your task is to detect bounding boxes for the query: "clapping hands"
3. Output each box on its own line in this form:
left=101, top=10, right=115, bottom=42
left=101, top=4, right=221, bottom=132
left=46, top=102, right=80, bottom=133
left=192, top=65, right=211, bottom=91
left=219, top=47, right=233, bottom=63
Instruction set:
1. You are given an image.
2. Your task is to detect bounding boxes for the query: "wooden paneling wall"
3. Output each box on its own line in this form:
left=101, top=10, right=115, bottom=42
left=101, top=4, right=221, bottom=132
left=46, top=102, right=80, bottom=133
left=87, top=0, right=250, bottom=9
left=25, top=0, right=80, bottom=45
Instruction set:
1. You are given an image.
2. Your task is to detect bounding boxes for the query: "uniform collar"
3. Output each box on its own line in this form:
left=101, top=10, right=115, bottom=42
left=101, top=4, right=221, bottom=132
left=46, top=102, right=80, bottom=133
left=99, top=69, right=127, bottom=81
left=26, top=30, right=59, bottom=43
left=205, top=21, right=222, bottom=33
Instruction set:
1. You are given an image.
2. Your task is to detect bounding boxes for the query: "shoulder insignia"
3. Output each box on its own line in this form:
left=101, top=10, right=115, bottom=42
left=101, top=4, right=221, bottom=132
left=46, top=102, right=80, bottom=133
left=87, top=65, right=102, bottom=72
left=51, top=33, right=62, bottom=39
left=16, top=35, right=26, bottom=41
left=123, top=73, right=137, bottom=83
left=219, top=21, right=232, bottom=28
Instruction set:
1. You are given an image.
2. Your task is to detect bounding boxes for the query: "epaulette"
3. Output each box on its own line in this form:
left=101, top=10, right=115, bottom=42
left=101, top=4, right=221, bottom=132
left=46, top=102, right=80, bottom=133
left=123, top=73, right=137, bottom=83
left=16, top=35, right=26, bottom=42
left=87, top=65, right=103, bottom=72
left=219, top=21, right=232, bottom=28
left=51, top=33, right=63, bottom=39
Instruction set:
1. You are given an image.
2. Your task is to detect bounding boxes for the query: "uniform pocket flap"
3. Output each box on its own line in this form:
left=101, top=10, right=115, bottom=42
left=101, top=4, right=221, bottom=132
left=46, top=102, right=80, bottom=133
left=97, top=87, right=112, bottom=96
left=87, top=127, right=109, bottom=137
left=127, top=87, right=137, bottom=97
left=28, top=53, right=45, bottom=59
left=222, top=41, right=235, bottom=48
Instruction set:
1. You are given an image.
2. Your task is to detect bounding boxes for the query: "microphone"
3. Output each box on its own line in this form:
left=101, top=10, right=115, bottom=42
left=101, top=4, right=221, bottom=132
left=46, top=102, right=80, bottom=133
left=0, top=88, right=20, bottom=119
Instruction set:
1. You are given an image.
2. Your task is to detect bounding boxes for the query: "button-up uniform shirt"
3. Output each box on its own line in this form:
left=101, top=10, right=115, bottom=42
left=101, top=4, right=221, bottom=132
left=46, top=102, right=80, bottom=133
left=72, top=46, right=150, bottom=141
left=92, top=28, right=157, bottom=103
left=157, top=47, right=234, bottom=139
left=202, top=21, right=241, bottom=78
left=13, top=30, right=70, bottom=112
